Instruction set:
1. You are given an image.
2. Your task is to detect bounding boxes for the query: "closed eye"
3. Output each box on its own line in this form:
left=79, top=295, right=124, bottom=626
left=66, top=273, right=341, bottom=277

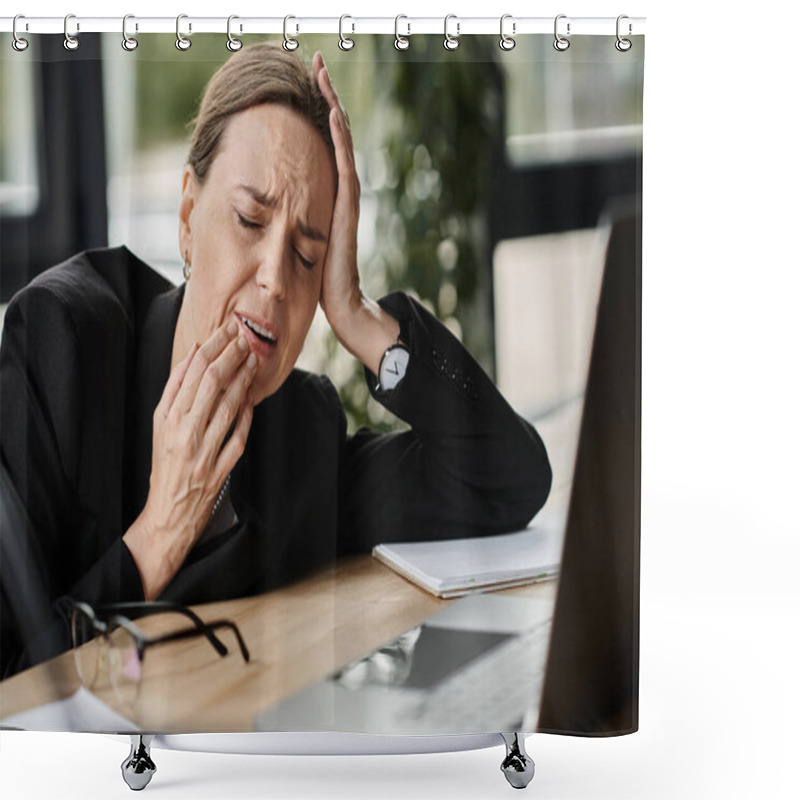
left=236, top=211, right=261, bottom=230
left=295, top=250, right=315, bottom=271
left=237, top=211, right=315, bottom=270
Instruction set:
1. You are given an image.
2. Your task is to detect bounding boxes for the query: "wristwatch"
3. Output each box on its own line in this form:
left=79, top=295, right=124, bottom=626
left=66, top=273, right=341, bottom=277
left=377, top=343, right=410, bottom=391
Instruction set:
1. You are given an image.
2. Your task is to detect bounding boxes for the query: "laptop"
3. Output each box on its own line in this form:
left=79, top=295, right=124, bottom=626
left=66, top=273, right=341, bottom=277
left=254, top=593, right=554, bottom=735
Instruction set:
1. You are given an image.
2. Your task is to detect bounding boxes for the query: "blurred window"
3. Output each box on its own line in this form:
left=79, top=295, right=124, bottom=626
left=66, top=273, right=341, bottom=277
left=0, top=46, right=40, bottom=217
left=500, top=36, right=642, bottom=166
left=101, top=33, right=194, bottom=284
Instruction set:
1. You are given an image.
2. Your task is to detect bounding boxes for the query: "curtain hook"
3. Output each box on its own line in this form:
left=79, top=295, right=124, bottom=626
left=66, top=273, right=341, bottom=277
left=283, top=15, right=299, bottom=51
left=339, top=15, right=355, bottom=50
left=175, top=14, right=192, bottom=51
left=553, top=14, right=570, bottom=52
left=615, top=15, right=632, bottom=52
left=443, top=14, right=460, bottom=51
left=227, top=15, right=242, bottom=51
left=12, top=15, right=29, bottom=52
left=499, top=14, right=516, bottom=51
left=64, top=13, right=80, bottom=51
left=394, top=15, right=410, bottom=51
left=122, top=14, right=138, bottom=51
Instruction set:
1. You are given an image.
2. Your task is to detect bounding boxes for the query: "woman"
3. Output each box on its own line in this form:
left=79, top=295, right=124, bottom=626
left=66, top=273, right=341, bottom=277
left=0, top=42, right=551, bottom=678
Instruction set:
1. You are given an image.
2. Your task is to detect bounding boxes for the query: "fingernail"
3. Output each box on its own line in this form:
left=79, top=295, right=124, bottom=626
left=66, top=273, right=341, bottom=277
left=237, top=335, right=248, bottom=351
left=247, top=353, right=257, bottom=369
left=227, top=321, right=238, bottom=336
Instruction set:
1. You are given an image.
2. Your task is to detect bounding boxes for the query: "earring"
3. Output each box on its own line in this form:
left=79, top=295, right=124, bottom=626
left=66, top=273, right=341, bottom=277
left=182, top=250, right=191, bottom=281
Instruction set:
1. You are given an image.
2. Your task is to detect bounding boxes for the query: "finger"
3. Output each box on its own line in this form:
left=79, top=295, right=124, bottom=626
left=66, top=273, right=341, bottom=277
left=318, top=66, right=352, bottom=139
left=316, top=65, right=358, bottom=184
left=330, top=108, right=359, bottom=202
left=183, top=351, right=254, bottom=496
left=312, top=50, right=324, bottom=81
left=173, top=321, right=238, bottom=415
left=156, top=342, right=198, bottom=420
left=317, top=63, right=340, bottom=108
left=211, top=395, right=254, bottom=487
left=201, top=350, right=257, bottom=461
left=186, top=335, right=253, bottom=435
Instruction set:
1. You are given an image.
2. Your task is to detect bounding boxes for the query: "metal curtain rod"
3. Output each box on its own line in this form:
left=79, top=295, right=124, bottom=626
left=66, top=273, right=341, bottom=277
left=1, top=15, right=646, bottom=37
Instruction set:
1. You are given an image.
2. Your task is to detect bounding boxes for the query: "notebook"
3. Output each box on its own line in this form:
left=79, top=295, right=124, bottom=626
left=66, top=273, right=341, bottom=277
left=372, top=507, right=565, bottom=597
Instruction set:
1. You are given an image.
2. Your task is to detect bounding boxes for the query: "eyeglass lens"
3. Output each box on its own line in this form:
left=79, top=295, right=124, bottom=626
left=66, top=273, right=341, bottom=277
left=71, top=607, right=101, bottom=688
left=71, top=608, right=143, bottom=705
left=107, top=624, right=142, bottom=706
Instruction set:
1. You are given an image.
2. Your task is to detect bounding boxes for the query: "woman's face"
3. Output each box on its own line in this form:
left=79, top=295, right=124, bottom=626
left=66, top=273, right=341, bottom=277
left=178, top=103, right=336, bottom=403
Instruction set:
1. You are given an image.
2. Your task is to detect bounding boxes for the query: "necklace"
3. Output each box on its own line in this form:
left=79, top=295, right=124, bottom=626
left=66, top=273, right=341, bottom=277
left=210, top=475, right=231, bottom=519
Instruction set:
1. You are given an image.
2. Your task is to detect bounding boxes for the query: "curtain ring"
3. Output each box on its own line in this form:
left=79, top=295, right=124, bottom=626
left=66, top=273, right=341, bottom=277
left=121, top=14, right=138, bottom=51
left=443, top=14, right=460, bottom=51
left=339, top=15, right=355, bottom=51
left=615, top=15, right=632, bottom=52
left=499, top=14, right=516, bottom=51
left=175, top=14, right=192, bottom=51
left=12, top=15, right=29, bottom=52
left=283, top=15, right=299, bottom=51
left=64, top=13, right=80, bottom=51
left=227, top=15, right=242, bottom=51
left=553, top=14, right=570, bottom=51
left=394, top=15, right=410, bottom=51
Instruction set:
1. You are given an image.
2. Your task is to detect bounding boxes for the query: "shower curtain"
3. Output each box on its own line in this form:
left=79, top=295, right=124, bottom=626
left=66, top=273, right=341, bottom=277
left=0, top=23, right=643, bottom=740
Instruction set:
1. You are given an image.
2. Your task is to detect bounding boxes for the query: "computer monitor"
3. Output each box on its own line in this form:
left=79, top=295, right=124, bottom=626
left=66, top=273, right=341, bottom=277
left=537, top=198, right=642, bottom=736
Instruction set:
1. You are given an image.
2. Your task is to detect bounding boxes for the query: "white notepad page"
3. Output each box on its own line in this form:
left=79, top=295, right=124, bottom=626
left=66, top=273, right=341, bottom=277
left=373, top=507, right=567, bottom=597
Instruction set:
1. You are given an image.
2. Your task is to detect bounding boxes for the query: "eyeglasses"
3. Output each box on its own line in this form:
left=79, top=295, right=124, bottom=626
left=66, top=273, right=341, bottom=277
left=68, top=599, right=250, bottom=706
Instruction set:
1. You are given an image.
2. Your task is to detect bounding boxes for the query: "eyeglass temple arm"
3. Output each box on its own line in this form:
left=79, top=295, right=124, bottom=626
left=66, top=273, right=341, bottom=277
left=94, top=601, right=228, bottom=656
left=147, top=620, right=251, bottom=663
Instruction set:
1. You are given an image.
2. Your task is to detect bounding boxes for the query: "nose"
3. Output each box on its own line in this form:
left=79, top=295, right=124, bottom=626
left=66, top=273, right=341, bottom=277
left=254, top=231, right=289, bottom=301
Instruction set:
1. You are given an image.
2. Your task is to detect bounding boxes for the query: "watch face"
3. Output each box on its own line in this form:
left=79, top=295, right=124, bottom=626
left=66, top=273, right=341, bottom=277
left=379, top=344, right=410, bottom=390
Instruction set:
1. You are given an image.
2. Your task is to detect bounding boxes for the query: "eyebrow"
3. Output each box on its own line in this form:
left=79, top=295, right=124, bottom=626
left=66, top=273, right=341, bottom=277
left=235, top=183, right=328, bottom=244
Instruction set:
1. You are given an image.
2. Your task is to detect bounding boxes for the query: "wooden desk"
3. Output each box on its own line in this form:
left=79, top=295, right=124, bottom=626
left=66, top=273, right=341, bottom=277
left=0, top=555, right=556, bottom=733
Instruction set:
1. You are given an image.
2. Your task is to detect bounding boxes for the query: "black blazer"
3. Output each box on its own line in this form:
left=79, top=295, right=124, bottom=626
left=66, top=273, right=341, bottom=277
left=0, top=245, right=551, bottom=677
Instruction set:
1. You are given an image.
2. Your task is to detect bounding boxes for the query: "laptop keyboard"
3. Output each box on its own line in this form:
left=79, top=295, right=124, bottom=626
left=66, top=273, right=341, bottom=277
left=394, top=619, right=552, bottom=733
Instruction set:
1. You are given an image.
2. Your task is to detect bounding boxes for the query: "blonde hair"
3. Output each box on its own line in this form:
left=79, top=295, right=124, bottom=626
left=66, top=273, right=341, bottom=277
left=186, top=41, right=334, bottom=183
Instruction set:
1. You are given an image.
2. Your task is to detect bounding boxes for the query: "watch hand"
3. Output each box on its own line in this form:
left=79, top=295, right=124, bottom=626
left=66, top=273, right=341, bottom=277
left=387, top=363, right=400, bottom=375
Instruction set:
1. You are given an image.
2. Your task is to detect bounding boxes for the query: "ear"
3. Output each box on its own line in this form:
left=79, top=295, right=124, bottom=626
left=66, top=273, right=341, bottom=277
left=178, top=164, right=199, bottom=261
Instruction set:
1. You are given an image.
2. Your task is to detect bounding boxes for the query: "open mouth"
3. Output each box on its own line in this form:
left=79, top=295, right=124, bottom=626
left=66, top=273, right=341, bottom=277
left=236, top=313, right=277, bottom=347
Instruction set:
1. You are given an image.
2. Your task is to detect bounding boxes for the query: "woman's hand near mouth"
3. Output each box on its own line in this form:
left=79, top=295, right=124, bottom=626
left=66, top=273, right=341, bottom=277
left=123, top=321, right=257, bottom=600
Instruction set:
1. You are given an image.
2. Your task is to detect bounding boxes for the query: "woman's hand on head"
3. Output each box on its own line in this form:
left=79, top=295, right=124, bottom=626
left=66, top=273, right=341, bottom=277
left=312, top=52, right=401, bottom=375
left=123, top=322, right=256, bottom=600
left=312, top=51, right=362, bottom=327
